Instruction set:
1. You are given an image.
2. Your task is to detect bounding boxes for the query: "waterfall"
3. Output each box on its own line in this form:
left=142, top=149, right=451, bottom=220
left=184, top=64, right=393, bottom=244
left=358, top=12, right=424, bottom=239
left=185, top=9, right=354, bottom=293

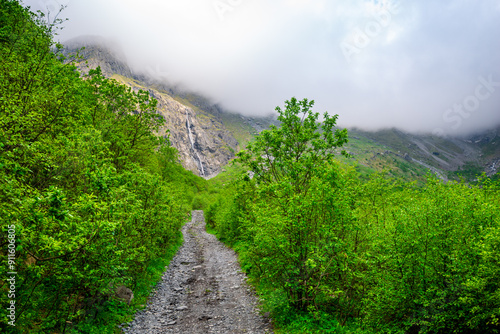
left=185, top=110, right=205, bottom=176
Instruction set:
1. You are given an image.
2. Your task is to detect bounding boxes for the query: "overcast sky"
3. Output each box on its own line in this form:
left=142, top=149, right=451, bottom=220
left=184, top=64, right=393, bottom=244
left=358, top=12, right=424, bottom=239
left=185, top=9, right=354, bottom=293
left=23, top=0, right=500, bottom=135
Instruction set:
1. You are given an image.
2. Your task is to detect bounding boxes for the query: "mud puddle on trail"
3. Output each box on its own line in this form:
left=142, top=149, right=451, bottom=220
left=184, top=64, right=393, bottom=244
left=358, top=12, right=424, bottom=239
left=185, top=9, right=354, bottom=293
left=122, top=210, right=273, bottom=334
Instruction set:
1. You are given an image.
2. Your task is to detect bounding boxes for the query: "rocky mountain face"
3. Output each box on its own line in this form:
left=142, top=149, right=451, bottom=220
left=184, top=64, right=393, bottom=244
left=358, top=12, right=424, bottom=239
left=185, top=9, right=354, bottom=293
left=63, top=36, right=133, bottom=78
left=465, top=126, right=500, bottom=176
left=62, top=37, right=270, bottom=178
left=112, top=75, right=240, bottom=177
left=62, top=36, right=500, bottom=181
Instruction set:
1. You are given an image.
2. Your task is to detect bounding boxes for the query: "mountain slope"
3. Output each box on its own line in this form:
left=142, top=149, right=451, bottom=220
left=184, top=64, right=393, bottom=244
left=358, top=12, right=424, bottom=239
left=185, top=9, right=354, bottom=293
left=341, top=127, right=500, bottom=182
left=63, top=36, right=500, bottom=182
left=62, top=37, right=277, bottom=178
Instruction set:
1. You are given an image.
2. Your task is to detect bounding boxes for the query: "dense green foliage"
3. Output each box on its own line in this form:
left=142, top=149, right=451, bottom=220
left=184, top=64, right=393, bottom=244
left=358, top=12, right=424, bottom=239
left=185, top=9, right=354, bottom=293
left=209, top=99, right=500, bottom=333
left=235, top=97, right=350, bottom=313
left=2, top=2, right=499, bottom=333
left=0, top=2, right=205, bottom=332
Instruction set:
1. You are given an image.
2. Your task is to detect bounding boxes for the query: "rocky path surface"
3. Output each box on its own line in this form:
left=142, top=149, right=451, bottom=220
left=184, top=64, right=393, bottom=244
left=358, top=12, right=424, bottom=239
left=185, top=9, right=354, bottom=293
left=122, top=210, right=273, bottom=334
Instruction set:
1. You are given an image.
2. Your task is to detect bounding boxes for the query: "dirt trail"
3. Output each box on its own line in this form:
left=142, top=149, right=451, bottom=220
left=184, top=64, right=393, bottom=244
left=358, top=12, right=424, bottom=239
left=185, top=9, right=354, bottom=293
left=122, top=210, right=273, bottom=334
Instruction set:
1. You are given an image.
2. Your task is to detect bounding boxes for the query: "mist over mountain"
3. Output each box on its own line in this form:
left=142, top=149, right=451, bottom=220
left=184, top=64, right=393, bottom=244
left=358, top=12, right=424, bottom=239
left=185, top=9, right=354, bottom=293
left=60, top=37, right=285, bottom=178
left=25, top=0, right=500, bottom=135
left=56, top=36, right=499, bottom=180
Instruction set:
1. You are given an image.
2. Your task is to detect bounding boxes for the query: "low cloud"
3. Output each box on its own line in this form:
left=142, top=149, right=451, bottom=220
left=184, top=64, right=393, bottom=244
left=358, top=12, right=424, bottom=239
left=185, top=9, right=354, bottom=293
left=24, top=0, right=500, bottom=135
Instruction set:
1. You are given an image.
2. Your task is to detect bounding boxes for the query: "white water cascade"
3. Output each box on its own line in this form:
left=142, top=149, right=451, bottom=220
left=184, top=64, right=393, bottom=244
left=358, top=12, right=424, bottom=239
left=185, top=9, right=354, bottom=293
left=185, top=110, right=205, bottom=176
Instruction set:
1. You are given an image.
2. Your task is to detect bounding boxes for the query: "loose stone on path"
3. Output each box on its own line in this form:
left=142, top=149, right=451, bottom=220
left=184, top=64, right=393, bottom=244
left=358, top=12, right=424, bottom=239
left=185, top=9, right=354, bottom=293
left=122, top=210, right=273, bottom=334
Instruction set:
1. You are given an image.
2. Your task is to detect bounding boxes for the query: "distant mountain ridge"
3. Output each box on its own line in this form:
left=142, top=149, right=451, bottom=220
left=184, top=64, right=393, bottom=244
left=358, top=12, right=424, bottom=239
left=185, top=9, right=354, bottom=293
left=343, top=126, right=500, bottom=182
left=63, top=36, right=133, bottom=78
left=62, top=36, right=500, bottom=181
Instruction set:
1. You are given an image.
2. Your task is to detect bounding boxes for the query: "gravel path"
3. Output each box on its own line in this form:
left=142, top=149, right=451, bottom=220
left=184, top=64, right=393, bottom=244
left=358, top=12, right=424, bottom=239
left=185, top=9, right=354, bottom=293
left=122, top=210, right=273, bottom=334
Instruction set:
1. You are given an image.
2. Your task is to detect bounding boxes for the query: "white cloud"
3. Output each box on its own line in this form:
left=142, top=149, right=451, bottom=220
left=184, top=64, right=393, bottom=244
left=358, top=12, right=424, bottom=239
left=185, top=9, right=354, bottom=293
left=22, top=0, right=500, bottom=135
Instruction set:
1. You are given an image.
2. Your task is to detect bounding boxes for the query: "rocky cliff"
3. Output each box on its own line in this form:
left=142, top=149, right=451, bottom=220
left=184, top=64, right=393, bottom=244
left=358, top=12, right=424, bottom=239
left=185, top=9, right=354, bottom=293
left=62, top=37, right=242, bottom=178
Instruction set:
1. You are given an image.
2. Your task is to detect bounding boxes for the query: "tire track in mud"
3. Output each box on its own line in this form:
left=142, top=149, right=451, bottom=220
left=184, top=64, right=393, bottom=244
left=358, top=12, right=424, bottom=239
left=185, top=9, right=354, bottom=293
left=122, top=210, right=273, bottom=334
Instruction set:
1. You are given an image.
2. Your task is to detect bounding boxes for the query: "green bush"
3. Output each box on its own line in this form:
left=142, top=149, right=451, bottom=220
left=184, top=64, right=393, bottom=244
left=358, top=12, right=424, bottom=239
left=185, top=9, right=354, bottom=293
left=191, top=194, right=207, bottom=210
left=361, top=177, right=500, bottom=333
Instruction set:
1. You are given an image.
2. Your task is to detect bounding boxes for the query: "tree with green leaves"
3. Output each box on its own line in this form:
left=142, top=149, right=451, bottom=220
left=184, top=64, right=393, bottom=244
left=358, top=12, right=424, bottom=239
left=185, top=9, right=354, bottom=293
left=238, top=97, right=349, bottom=191
left=235, top=97, right=354, bottom=313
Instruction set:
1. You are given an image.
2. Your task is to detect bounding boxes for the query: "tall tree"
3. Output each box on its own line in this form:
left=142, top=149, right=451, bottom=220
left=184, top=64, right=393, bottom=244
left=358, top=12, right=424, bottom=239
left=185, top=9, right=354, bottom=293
left=236, top=97, right=353, bottom=312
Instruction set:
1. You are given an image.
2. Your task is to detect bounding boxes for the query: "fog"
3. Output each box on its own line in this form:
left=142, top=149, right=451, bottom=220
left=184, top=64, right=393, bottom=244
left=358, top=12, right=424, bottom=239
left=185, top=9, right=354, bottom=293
left=23, top=0, right=500, bottom=135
